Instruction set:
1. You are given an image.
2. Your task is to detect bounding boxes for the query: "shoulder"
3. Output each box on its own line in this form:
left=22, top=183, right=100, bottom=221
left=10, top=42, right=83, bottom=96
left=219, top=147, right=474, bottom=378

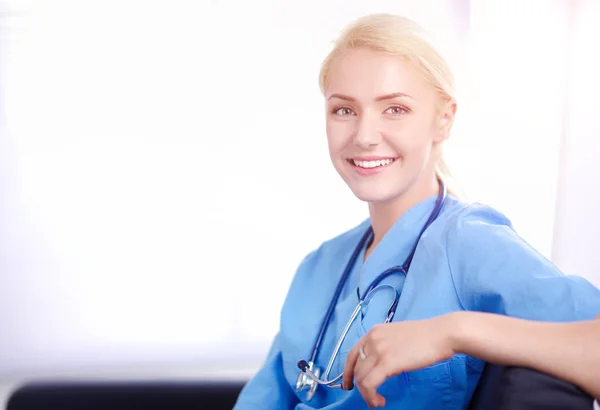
left=440, top=197, right=558, bottom=281
left=442, top=199, right=518, bottom=250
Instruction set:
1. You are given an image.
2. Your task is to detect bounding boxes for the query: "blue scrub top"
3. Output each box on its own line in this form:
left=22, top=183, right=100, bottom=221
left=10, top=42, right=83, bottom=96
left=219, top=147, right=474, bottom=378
left=233, top=195, right=600, bottom=409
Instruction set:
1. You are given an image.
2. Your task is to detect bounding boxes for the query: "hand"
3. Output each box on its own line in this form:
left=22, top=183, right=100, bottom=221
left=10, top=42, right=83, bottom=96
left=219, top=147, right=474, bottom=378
left=342, top=313, right=459, bottom=408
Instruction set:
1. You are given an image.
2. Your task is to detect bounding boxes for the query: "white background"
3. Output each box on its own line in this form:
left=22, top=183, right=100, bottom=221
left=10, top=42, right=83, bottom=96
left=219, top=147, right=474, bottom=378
left=1, top=0, right=599, bottom=400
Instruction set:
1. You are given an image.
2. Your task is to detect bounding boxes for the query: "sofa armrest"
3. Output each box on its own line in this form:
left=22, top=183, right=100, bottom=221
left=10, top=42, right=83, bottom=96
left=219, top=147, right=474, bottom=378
left=468, top=365, right=595, bottom=410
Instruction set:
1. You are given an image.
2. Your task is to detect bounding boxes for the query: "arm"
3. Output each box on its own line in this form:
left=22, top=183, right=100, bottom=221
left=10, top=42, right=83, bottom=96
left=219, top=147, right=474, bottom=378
left=451, top=311, right=600, bottom=400
left=233, top=333, right=298, bottom=410
left=341, top=312, right=600, bottom=408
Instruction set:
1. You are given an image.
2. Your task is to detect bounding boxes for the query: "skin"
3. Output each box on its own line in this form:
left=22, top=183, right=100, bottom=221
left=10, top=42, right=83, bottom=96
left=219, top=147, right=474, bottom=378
left=342, top=312, right=600, bottom=408
left=324, top=47, right=456, bottom=258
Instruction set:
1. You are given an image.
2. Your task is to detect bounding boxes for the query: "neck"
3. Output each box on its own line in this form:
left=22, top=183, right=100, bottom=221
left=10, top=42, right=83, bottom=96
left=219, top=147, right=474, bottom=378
left=366, top=173, right=439, bottom=258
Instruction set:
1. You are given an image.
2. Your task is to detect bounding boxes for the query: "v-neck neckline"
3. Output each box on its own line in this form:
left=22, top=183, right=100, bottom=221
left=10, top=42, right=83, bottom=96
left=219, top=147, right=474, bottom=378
left=356, top=194, right=441, bottom=297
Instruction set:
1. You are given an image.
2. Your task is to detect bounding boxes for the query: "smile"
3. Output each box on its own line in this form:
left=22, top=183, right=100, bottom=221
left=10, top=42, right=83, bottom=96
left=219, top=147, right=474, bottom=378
left=351, top=158, right=395, bottom=169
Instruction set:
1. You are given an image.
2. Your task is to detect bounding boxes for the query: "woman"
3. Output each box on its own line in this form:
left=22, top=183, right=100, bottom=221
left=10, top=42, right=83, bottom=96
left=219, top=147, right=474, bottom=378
left=342, top=312, right=600, bottom=408
left=233, top=13, right=600, bottom=409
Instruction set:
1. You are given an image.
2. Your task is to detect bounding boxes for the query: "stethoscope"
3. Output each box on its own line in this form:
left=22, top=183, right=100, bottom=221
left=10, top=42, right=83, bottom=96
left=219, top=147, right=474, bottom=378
left=296, top=179, right=447, bottom=401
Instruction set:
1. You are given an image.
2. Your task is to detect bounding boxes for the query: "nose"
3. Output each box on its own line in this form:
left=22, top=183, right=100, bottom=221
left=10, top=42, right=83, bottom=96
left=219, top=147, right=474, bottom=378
left=353, top=112, right=382, bottom=149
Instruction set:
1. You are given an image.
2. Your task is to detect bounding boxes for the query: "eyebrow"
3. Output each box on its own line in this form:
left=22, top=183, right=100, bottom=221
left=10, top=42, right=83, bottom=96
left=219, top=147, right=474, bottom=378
left=327, top=92, right=414, bottom=102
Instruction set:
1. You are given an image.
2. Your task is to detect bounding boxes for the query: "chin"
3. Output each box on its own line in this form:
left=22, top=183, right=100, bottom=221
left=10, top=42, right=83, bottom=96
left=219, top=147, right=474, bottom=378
left=349, top=185, right=404, bottom=204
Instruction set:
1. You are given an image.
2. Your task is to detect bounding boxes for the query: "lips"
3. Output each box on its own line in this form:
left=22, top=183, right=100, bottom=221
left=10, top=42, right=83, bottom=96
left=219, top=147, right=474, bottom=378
left=347, top=157, right=397, bottom=176
left=351, top=158, right=395, bottom=169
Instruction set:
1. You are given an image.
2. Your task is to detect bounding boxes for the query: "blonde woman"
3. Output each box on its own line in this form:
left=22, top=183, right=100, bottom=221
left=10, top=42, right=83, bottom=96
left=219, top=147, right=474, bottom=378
left=233, top=13, right=600, bottom=409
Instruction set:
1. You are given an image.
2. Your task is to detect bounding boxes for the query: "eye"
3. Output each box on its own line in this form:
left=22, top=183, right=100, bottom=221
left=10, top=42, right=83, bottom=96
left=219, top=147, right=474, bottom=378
left=385, top=105, right=409, bottom=115
left=332, top=107, right=356, bottom=116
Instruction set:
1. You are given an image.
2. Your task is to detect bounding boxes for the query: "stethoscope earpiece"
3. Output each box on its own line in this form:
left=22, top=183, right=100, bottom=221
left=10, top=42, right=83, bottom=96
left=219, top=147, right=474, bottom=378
left=297, top=360, right=309, bottom=371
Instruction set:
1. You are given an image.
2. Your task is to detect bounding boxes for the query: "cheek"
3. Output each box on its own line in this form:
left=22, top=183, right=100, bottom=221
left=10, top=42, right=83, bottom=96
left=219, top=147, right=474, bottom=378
left=400, top=144, right=434, bottom=173
left=326, top=120, right=352, bottom=154
left=385, top=123, right=434, bottom=159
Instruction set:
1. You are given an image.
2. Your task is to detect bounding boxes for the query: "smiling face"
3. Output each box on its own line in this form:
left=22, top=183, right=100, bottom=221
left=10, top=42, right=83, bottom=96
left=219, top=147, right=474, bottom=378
left=325, top=47, right=454, bottom=204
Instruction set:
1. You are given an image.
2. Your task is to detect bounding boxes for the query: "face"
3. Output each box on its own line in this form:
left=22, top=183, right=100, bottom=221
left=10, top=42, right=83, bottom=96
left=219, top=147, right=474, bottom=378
left=324, top=48, right=455, bottom=204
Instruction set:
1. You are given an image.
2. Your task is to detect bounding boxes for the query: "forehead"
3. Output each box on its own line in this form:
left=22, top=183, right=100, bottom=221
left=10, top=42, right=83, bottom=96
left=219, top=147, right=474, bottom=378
left=325, top=48, right=432, bottom=102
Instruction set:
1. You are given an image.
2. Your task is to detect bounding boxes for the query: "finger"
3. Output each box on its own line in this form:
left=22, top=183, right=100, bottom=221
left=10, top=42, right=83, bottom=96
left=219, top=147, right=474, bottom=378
left=359, top=364, right=389, bottom=408
left=342, top=337, right=366, bottom=390
left=355, top=351, right=378, bottom=385
left=342, top=346, right=359, bottom=390
left=355, top=354, right=382, bottom=407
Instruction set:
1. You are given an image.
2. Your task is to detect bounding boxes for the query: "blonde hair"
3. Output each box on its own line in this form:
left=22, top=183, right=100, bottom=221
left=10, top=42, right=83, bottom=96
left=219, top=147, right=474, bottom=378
left=318, top=13, right=460, bottom=196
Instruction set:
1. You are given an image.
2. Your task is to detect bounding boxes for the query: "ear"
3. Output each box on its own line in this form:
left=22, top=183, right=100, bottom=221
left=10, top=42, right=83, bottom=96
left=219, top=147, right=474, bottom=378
left=434, top=99, right=457, bottom=143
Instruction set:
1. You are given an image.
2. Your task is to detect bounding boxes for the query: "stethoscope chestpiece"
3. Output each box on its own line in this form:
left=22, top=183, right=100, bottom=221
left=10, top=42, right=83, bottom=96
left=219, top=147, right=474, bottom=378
left=296, top=360, right=320, bottom=401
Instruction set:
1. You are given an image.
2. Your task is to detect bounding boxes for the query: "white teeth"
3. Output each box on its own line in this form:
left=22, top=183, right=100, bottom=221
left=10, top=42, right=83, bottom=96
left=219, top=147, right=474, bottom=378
left=352, top=159, right=394, bottom=168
